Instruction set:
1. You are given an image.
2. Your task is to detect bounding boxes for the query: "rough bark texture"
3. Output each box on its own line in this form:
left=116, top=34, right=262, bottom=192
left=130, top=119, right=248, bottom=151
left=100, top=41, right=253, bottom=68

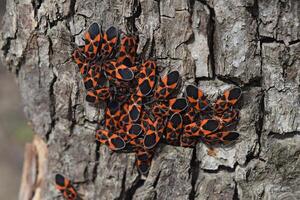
left=0, top=0, right=299, bottom=199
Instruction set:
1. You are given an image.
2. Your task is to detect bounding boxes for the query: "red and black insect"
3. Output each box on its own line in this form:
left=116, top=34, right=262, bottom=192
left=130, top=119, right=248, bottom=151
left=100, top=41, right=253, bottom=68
left=182, top=106, right=197, bottom=125
left=85, top=87, right=111, bottom=103
left=83, top=65, right=108, bottom=91
left=103, top=60, right=134, bottom=81
left=185, top=84, right=210, bottom=112
left=119, top=102, right=134, bottom=127
left=104, top=101, right=121, bottom=130
left=72, top=47, right=90, bottom=77
left=143, top=116, right=165, bottom=149
left=124, top=123, right=143, bottom=140
left=116, top=34, right=138, bottom=73
left=83, top=22, right=102, bottom=60
left=111, top=129, right=128, bottom=142
left=184, top=119, right=219, bottom=138
left=151, top=101, right=169, bottom=118
left=180, top=134, right=198, bottom=148
left=168, top=97, right=188, bottom=114
left=55, top=174, right=79, bottom=200
left=214, top=87, right=242, bottom=114
left=100, top=26, right=119, bottom=58
left=128, top=95, right=143, bottom=122
left=136, top=60, right=157, bottom=97
left=95, top=129, right=126, bottom=151
left=198, top=119, right=220, bottom=136
left=164, top=113, right=183, bottom=145
left=140, top=110, right=151, bottom=129
left=70, top=22, right=243, bottom=177
left=114, top=92, right=130, bottom=103
left=154, top=71, right=181, bottom=100
left=109, top=79, right=132, bottom=103
left=183, top=122, right=200, bottom=138
left=118, top=102, right=130, bottom=128
left=135, top=149, right=154, bottom=175
left=202, top=131, right=240, bottom=145
left=214, top=109, right=239, bottom=129
left=127, top=137, right=144, bottom=150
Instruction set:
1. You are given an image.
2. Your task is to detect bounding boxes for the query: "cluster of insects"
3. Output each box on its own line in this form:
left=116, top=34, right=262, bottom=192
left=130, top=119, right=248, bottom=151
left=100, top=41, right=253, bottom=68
left=54, top=22, right=242, bottom=199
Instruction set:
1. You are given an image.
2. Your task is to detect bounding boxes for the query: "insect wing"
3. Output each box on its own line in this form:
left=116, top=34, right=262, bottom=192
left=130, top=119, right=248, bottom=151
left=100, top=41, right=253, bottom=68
left=95, top=129, right=126, bottom=151
left=185, top=84, right=209, bottom=111
left=169, top=97, right=188, bottom=113
left=143, top=117, right=163, bottom=149
left=199, top=119, right=220, bottom=136
left=125, top=123, right=143, bottom=139
left=203, top=131, right=239, bottom=145
left=55, top=174, right=78, bottom=200
left=135, top=149, right=154, bottom=175
left=136, top=60, right=157, bottom=97
left=101, top=26, right=119, bottom=58
left=128, top=95, right=142, bottom=122
left=84, top=22, right=102, bottom=59
left=154, top=70, right=180, bottom=100
left=165, top=113, right=183, bottom=143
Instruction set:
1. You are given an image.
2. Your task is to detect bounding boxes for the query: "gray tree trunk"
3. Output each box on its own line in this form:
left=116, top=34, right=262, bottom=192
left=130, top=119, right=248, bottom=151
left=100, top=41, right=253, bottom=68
left=0, top=0, right=299, bottom=199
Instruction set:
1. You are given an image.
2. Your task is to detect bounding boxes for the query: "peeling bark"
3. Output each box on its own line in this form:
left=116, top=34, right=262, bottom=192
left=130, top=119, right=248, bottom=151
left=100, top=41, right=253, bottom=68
left=0, top=0, right=299, bottom=199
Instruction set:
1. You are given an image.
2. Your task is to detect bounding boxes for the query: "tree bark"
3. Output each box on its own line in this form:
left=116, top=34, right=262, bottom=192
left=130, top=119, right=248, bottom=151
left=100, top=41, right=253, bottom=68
left=0, top=0, right=299, bottom=199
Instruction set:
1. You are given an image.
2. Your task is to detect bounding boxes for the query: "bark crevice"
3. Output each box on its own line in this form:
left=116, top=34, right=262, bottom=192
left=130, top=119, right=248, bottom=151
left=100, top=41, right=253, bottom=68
left=123, top=176, right=144, bottom=200
left=268, top=131, right=300, bottom=140
left=188, top=148, right=199, bottom=200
